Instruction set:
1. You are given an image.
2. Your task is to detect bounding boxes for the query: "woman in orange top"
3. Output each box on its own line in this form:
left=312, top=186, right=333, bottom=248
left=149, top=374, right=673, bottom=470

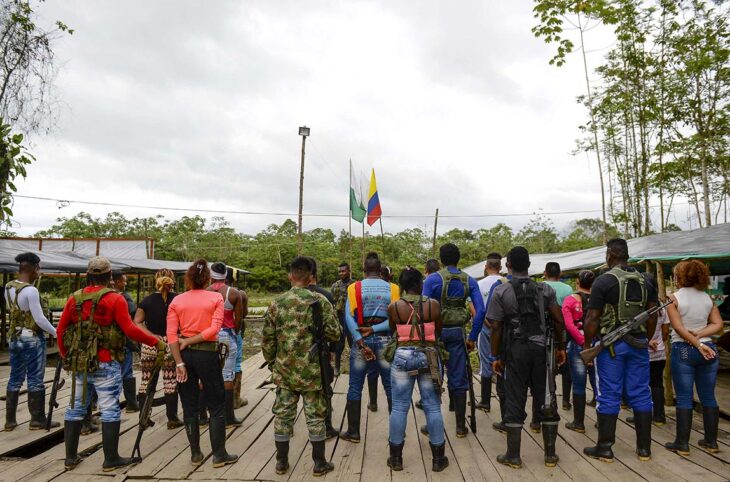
left=168, top=259, right=237, bottom=468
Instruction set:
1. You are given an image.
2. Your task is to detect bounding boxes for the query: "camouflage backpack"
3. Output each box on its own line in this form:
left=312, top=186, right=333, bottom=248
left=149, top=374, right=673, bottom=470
left=5, top=280, right=40, bottom=338
left=437, top=269, right=471, bottom=327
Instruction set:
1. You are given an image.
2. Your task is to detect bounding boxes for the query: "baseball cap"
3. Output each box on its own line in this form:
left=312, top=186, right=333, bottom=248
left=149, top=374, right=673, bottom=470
left=87, top=256, right=112, bottom=274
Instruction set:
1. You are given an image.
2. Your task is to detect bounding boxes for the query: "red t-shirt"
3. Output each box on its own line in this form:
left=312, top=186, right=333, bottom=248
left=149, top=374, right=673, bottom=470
left=57, top=285, right=158, bottom=362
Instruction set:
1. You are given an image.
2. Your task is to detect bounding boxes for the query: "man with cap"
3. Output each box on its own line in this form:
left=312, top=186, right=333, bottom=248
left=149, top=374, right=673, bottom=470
left=57, top=256, right=165, bottom=471
left=208, top=262, right=245, bottom=427
left=4, top=252, right=60, bottom=431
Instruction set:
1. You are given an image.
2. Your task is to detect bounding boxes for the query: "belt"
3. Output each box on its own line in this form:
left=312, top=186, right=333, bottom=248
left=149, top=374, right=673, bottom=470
left=621, top=335, right=648, bottom=350
left=184, top=340, right=219, bottom=352
left=398, top=340, right=437, bottom=348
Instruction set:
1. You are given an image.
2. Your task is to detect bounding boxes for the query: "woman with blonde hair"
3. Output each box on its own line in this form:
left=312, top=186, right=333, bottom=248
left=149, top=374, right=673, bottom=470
left=134, top=268, right=182, bottom=429
left=664, top=260, right=724, bottom=456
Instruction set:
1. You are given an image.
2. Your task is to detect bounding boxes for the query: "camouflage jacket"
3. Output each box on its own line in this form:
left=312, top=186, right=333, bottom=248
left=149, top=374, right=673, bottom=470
left=330, top=278, right=355, bottom=314
left=262, top=287, right=341, bottom=392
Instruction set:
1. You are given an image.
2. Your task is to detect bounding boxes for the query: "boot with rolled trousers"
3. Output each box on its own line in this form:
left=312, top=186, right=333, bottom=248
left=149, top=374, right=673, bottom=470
left=340, top=399, right=361, bottom=442
left=4, top=390, right=18, bottom=431
left=184, top=417, right=204, bottom=466
left=584, top=413, right=617, bottom=462
left=312, top=440, right=334, bottom=476
left=64, top=420, right=83, bottom=469
left=497, top=425, right=522, bottom=469
left=275, top=440, right=290, bottom=474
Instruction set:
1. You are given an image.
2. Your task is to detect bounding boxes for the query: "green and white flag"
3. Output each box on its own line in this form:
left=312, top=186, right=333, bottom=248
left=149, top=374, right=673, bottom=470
left=350, top=187, right=366, bottom=223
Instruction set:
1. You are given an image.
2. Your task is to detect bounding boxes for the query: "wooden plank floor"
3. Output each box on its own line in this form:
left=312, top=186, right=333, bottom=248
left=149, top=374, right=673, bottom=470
left=2, top=352, right=729, bottom=481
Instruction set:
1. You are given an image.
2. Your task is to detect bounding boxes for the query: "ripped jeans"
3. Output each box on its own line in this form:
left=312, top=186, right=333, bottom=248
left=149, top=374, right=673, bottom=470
left=347, top=335, right=392, bottom=402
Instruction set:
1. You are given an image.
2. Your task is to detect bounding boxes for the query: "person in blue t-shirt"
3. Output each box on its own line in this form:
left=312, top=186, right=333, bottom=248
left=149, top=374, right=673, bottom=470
left=421, top=243, right=485, bottom=438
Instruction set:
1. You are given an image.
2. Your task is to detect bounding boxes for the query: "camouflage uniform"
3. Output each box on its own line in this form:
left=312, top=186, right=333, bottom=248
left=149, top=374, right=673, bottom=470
left=262, top=287, right=341, bottom=442
left=330, top=278, right=354, bottom=315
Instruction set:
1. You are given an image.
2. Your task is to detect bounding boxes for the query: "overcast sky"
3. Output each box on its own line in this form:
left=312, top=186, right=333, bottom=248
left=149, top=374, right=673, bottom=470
left=13, top=1, right=629, bottom=238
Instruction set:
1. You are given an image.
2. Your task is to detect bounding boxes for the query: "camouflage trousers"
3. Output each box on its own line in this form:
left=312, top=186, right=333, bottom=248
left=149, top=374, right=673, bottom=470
left=273, top=387, right=326, bottom=442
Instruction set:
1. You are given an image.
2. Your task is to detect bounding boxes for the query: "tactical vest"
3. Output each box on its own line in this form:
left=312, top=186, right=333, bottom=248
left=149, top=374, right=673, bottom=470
left=5, top=280, right=40, bottom=338
left=62, top=288, right=126, bottom=408
left=599, top=267, right=647, bottom=338
left=437, top=268, right=471, bottom=327
left=507, top=278, right=546, bottom=339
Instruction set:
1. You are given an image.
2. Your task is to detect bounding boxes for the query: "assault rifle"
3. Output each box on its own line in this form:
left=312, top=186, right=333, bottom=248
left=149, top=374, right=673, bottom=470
left=580, top=299, right=672, bottom=365
left=130, top=359, right=162, bottom=463
left=309, top=301, right=333, bottom=400
left=463, top=332, right=477, bottom=434
left=541, top=297, right=558, bottom=421
left=45, top=361, right=65, bottom=431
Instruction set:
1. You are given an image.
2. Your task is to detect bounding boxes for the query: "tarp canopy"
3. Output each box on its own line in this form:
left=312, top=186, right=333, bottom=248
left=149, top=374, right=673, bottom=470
left=0, top=238, right=249, bottom=275
left=464, top=222, right=730, bottom=278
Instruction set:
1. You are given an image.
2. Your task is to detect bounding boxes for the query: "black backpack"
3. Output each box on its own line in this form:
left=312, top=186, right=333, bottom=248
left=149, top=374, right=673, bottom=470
left=507, top=278, right=545, bottom=339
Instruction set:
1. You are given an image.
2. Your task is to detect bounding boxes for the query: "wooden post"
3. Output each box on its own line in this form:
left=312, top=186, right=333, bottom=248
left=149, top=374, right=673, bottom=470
left=297, top=130, right=308, bottom=255
left=136, top=273, right=142, bottom=305
left=378, top=218, right=386, bottom=259
left=74, top=273, right=81, bottom=291
left=432, top=208, right=439, bottom=257
left=1, top=273, right=7, bottom=347
left=654, top=261, right=666, bottom=301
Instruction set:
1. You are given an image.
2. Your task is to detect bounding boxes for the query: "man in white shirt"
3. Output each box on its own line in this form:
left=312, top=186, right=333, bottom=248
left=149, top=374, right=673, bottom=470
left=4, top=252, right=59, bottom=431
left=476, top=252, right=505, bottom=412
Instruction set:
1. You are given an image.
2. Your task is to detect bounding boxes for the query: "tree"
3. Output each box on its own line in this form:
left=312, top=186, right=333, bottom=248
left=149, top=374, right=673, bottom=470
left=0, top=0, right=73, bottom=134
left=0, top=122, right=32, bottom=228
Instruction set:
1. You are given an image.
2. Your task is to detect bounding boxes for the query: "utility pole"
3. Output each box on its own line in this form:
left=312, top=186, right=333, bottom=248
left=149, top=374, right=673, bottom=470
left=297, top=126, right=310, bottom=254
left=432, top=208, right=439, bottom=257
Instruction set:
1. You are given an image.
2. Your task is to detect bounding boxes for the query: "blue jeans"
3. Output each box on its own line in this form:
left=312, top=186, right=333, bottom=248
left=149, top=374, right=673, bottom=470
left=594, top=339, right=652, bottom=415
left=121, top=346, right=134, bottom=381
left=217, top=328, right=238, bottom=382
left=567, top=341, right=597, bottom=396
left=442, top=327, right=468, bottom=394
left=478, top=325, right=493, bottom=378
left=8, top=333, right=46, bottom=393
left=347, top=335, right=391, bottom=401
left=65, top=361, right=122, bottom=423
left=389, top=347, right=444, bottom=446
left=235, top=332, right=244, bottom=374
left=671, top=342, right=719, bottom=409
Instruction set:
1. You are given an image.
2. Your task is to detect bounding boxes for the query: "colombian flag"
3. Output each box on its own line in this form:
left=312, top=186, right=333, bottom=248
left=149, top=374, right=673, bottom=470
left=367, top=169, right=382, bottom=226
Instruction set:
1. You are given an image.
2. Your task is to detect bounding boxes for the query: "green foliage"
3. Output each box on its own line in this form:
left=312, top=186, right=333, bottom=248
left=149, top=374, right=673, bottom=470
left=0, top=121, right=33, bottom=227
left=32, top=212, right=621, bottom=291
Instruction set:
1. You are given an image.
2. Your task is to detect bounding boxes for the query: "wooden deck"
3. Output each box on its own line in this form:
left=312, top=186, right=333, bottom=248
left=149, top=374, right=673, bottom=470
left=1, top=352, right=729, bottom=481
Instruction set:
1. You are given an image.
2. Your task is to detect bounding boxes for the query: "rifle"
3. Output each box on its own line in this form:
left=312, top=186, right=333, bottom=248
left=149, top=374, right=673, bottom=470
left=130, top=359, right=163, bottom=463
left=541, top=291, right=557, bottom=421
left=45, top=361, right=65, bottom=431
left=463, top=332, right=477, bottom=434
left=581, top=299, right=672, bottom=365
left=308, top=301, right=333, bottom=400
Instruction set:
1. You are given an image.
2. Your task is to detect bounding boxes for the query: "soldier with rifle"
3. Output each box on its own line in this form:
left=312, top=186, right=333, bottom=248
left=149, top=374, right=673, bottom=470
left=386, top=267, right=448, bottom=472
left=582, top=238, right=659, bottom=463
left=421, top=243, right=485, bottom=438
left=4, top=252, right=60, bottom=432
left=262, top=257, right=341, bottom=477
left=57, top=257, right=164, bottom=471
left=490, top=247, right=566, bottom=469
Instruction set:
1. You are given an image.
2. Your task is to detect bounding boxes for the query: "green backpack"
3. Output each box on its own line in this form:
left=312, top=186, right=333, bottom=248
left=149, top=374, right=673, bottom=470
left=437, top=269, right=471, bottom=327
left=5, top=280, right=39, bottom=338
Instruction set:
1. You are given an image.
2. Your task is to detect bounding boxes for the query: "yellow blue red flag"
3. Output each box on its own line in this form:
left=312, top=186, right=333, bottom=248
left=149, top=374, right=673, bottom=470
left=367, top=169, right=382, bottom=226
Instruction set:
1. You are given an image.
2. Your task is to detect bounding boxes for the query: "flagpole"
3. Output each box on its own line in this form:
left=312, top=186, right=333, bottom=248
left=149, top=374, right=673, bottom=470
left=361, top=220, right=366, bottom=277
left=379, top=218, right=385, bottom=259
left=349, top=159, right=353, bottom=269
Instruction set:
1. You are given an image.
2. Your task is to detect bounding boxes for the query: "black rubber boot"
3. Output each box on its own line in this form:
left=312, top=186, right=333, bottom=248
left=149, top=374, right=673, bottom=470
left=543, top=422, right=559, bottom=467
left=166, top=393, right=183, bottom=429
left=699, top=406, right=720, bottom=453
left=123, top=378, right=139, bottom=413
left=387, top=442, right=404, bottom=471
left=184, top=417, right=204, bottom=466
left=664, top=407, right=691, bottom=455
left=312, top=440, right=334, bottom=476
left=454, top=393, right=468, bottom=438
left=64, top=420, right=83, bottom=469
left=584, top=413, right=617, bottom=463
left=566, top=394, right=586, bottom=433
left=367, top=376, right=378, bottom=412
left=634, top=411, right=652, bottom=461
left=430, top=442, right=449, bottom=472
left=4, top=390, right=18, bottom=431
left=651, top=386, right=666, bottom=425
left=81, top=403, right=97, bottom=435
left=448, top=389, right=454, bottom=412
left=28, top=390, right=59, bottom=430
left=102, top=421, right=135, bottom=471
left=225, top=389, right=243, bottom=427
left=474, top=376, right=491, bottom=411
left=275, top=440, right=290, bottom=474
left=210, top=416, right=238, bottom=467
left=340, top=400, right=361, bottom=443
left=497, top=425, right=522, bottom=469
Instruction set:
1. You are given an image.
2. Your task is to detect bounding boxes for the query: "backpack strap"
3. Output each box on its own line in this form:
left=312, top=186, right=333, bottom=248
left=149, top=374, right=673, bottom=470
left=354, top=281, right=364, bottom=326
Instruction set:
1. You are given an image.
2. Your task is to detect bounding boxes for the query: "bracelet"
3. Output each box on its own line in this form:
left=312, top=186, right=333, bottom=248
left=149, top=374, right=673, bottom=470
left=176, top=362, right=185, bottom=368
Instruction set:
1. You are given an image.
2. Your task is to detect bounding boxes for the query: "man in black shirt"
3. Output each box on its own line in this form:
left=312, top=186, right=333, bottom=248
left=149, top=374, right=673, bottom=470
left=583, top=238, right=658, bottom=463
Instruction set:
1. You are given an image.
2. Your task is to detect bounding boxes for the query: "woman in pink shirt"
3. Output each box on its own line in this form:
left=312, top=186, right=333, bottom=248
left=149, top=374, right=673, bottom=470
left=168, top=260, right=237, bottom=469
left=563, top=270, right=598, bottom=434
